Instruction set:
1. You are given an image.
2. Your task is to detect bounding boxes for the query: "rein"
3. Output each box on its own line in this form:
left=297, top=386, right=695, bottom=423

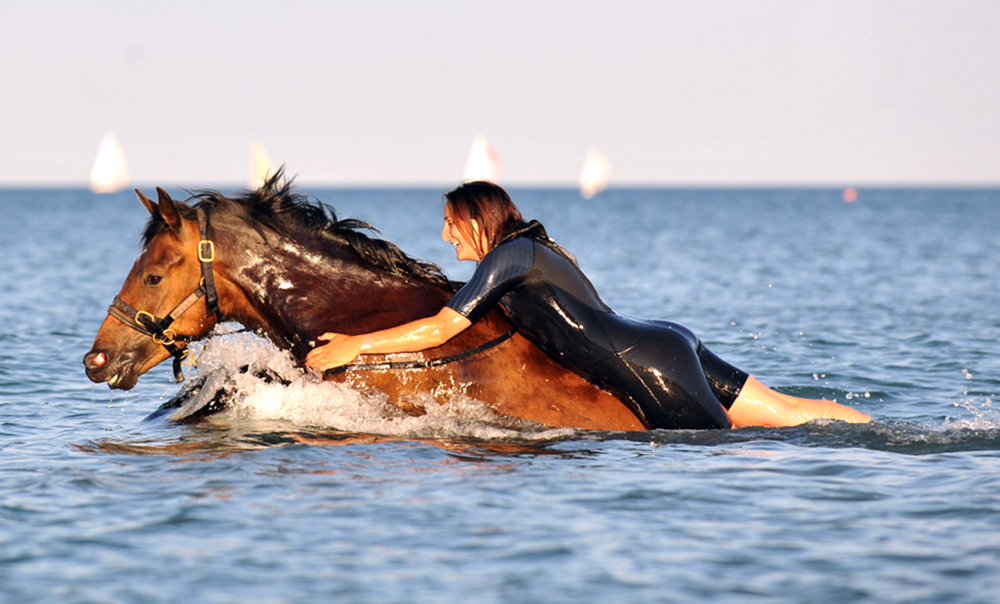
left=325, top=328, right=516, bottom=377
left=106, top=208, right=222, bottom=382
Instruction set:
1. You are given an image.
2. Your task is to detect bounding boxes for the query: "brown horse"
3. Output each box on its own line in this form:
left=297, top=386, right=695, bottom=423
left=83, top=176, right=645, bottom=430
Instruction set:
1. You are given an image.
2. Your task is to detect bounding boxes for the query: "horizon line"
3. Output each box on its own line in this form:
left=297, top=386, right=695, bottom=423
left=3, top=180, right=1000, bottom=191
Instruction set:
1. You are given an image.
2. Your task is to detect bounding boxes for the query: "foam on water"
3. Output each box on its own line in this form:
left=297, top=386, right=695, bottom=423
left=169, top=328, right=576, bottom=442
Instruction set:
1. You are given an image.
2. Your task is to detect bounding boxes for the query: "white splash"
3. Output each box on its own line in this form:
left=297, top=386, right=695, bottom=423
left=175, top=330, right=573, bottom=441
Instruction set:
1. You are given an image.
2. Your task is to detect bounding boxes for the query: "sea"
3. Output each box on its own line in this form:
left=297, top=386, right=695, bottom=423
left=2, top=186, right=998, bottom=603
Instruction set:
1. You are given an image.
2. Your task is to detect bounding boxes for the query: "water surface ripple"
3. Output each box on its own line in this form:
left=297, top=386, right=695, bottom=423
left=2, top=188, right=998, bottom=603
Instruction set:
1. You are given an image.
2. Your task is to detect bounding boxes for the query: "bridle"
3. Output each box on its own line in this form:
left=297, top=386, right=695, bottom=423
left=105, top=207, right=222, bottom=382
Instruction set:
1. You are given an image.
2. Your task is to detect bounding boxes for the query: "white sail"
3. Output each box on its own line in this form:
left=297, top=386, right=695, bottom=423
left=579, top=147, right=612, bottom=199
left=89, top=133, right=129, bottom=194
left=249, top=140, right=275, bottom=189
left=463, top=135, right=502, bottom=183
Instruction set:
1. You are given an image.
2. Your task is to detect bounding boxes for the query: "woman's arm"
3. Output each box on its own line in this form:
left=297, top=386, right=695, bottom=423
left=304, top=307, right=472, bottom=372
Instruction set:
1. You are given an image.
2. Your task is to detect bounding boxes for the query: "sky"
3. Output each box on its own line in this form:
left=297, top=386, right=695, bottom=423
left=1, top=0, right=998, bottom=187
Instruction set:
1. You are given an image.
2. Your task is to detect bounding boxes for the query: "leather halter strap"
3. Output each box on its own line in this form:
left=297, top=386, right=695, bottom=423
left=106, top=207, right=222, bottom=382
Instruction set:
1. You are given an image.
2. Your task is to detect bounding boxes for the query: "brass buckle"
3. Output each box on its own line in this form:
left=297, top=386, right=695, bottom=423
left=180, top=348, right=197, bottom=367
left=135, top=310, right=156, bottom=328
left=198, top=240, right=215, bottom=263
left=153, top=329, right=177, bottom=346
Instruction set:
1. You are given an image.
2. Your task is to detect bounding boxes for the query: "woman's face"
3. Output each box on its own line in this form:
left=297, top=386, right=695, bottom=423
left=441, top=206, right=482, bottom=262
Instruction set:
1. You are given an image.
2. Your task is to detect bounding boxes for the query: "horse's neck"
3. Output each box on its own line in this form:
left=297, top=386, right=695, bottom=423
left=218, top=232, right=451, bottom=358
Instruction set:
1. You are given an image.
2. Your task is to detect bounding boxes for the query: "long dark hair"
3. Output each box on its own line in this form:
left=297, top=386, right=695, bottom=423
left=444, top=181, right=526, bottom=258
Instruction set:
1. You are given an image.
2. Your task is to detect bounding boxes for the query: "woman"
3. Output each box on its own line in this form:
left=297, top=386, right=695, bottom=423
left=306, top=182, right=870, bottom=429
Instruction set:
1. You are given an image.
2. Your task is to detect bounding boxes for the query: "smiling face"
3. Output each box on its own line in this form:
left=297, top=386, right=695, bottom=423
left=441, top=205, right=485, bottom=261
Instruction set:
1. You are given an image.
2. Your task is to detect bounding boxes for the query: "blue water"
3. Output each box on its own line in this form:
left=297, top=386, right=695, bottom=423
left=2, top=187, right=999, bottom=603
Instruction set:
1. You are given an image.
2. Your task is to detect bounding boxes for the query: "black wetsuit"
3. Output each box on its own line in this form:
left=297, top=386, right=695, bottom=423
left=445, top=222, right=748, bottom=430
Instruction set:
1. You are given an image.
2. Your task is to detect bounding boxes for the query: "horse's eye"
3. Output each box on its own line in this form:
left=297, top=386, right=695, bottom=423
left=144, top=274, right=163, bottom=287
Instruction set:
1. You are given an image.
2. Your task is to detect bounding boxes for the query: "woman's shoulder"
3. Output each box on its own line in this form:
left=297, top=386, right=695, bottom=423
left=493, top=236, right=536, bottom=253
left=502, top=221, right=579, bottom=268
left=481, top=236, right=535, bottom=270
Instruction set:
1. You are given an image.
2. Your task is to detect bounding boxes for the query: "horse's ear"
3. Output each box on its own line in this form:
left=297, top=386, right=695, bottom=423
left=156, top=187, right=184, bottom=236
left=135, top=189, right=157, bottom=216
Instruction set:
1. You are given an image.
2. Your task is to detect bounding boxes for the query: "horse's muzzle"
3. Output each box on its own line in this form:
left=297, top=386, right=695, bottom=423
left=83, top=349, right=137, bottom=390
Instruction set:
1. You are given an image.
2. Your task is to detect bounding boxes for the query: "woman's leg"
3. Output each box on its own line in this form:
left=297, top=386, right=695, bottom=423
left=727, top=376, right=871, bottom=427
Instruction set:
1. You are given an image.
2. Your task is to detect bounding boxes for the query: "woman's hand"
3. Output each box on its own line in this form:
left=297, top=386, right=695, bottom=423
left=304, top=308, right=471, bottom=375
left=305, top=333, right=365, bottom=373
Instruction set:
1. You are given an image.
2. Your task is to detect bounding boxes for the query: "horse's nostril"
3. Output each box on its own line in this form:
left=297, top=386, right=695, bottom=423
left=85, top=350, right=110, bottom=372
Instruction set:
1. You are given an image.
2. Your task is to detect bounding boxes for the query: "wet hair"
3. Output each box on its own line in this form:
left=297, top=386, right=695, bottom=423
left=444, top=181, right=526, bottom=258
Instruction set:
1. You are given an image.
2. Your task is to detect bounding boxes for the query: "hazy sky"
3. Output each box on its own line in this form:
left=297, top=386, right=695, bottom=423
left=2, top=0, right=998, bottom=186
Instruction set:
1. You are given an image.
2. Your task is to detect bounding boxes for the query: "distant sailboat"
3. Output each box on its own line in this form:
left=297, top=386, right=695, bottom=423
left=579, top=148, right=612, bottom=199
left=463, top=135, right=502, bottom=183
left=249, top=140, right=275, bottom=189
left=89, top=133, right=129, bottom=194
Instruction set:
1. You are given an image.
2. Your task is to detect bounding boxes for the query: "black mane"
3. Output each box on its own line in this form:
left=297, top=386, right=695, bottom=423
left=141, top=169, right=456, bottom=290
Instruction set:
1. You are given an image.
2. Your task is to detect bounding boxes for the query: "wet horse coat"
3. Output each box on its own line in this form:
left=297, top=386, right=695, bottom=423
left=83, top=177, right=646, bottom=430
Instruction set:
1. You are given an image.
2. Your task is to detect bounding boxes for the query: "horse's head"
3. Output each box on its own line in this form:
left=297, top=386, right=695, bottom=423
left=84, top=188, right=222, bottom=389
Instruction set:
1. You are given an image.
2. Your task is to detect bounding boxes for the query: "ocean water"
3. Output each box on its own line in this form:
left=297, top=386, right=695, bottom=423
left=2, top=186, right=999, bottom=603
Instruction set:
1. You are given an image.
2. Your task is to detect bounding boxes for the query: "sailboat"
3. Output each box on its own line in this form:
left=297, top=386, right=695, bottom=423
left=249, top=140, right=275, bottom=189
left=463, top=135, right=502, bottom=183
left=89, top=132, right=129, bottom=194
left=579, top=148, right=612, bottom=199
